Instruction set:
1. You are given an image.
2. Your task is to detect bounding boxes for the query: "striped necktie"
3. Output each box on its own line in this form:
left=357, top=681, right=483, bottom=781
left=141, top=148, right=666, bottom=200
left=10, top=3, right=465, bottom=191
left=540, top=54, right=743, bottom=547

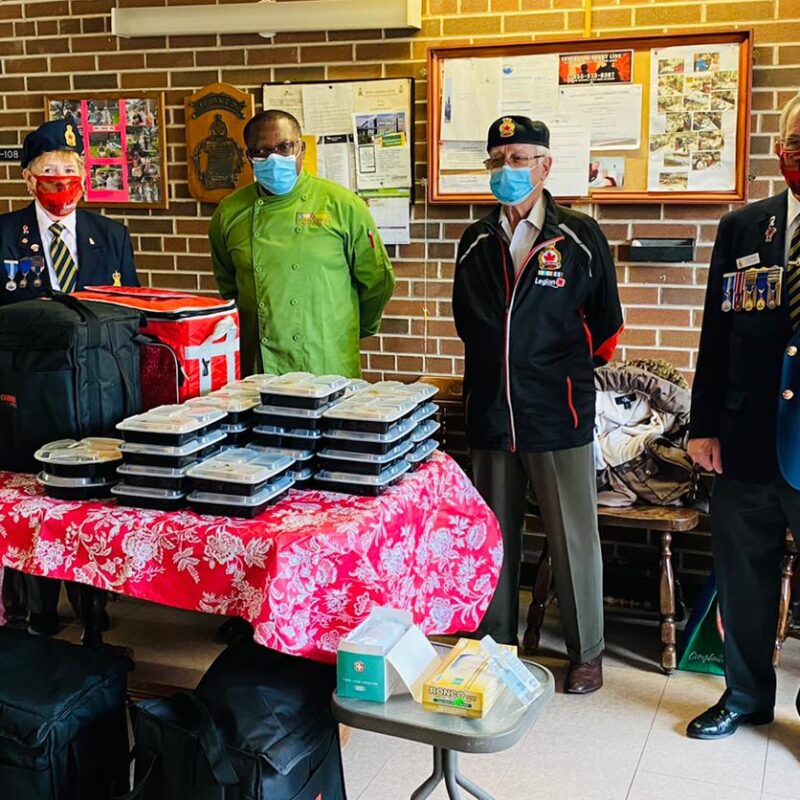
left=49, top=221, right=77, bottom=294
left=790, top=222, right=800, bottom=329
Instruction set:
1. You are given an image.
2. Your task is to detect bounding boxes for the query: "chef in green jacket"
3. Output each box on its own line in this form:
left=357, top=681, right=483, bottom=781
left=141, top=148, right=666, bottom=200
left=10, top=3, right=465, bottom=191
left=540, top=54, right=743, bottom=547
left=209, top=109, right=395, bottom=377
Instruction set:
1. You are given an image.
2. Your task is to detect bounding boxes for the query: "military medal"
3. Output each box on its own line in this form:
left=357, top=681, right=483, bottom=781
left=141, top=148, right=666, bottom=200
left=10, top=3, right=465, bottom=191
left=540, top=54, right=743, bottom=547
left=765, top=215, right=778, bottom=243
left=31, top=243, right=40, bottom=253
left=30, top=256, right=45, bottom=288
left=3, top=260, right=18, bottom=292
left=755, top=268, right=768, bottom=311
left=767, top=266, right=783, bottom=309
left=112, top=270, right=121, bottom=287
left=17, top=257, right=31, bottom=289
left=721, top=272, right=735, bottom=312
left=743, top=268, right=757, bottom=311
left=733, top=271, right=745, bottom=311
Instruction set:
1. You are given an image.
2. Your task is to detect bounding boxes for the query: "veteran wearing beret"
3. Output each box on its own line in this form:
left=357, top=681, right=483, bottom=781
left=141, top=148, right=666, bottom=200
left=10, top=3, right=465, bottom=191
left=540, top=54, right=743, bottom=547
left=452, top=116, right=623, bottom=693
left=0, top=118, right=139, bottom=638
left=0, top=118, right=138, bottom=306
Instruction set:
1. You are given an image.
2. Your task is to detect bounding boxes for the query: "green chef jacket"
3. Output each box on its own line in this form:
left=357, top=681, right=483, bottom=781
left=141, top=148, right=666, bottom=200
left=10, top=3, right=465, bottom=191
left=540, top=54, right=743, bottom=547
left=209, top=171, right=395, bottom=378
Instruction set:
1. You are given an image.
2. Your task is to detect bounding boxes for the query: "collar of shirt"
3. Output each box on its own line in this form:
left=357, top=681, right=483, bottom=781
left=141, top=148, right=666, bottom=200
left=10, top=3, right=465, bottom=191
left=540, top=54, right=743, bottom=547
left=499, top=195, right=546, bottom=273
left=35, top=201, right=78, bottom=245
left=788, top=189, right=800, bottom=235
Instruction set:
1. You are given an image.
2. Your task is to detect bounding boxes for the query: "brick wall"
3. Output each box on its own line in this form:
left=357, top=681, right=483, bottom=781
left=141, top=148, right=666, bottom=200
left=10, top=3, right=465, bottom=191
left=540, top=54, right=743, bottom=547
left=1, top=0, right=797, bottom=384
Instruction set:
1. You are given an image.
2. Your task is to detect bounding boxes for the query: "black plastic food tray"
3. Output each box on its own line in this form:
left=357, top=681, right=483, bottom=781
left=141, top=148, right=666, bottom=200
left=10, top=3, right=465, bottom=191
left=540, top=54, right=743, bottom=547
left=119, top=421, right=220, bottom=447
left=43, top=483, right=115, bottom=501
left=223, top=428, right=253, bottom=445
left=259, top=387, right=346, bottom=410
left=114, top=493, right=187, bottom=511
left=315, top=478, right=401, bottom=497
left=188, top=488, right=290, bottom=518
left=39, top=460, right=121, bottom=480
left=121, top=443, right=223, bottom=470
left=319, top=433, right=412, bottom=456
left=222, top=408, right=256, bottom=426
left=317, top=454, right=405, bottom=476
left=324, top=411, right=416, bottom=435
left=255, top=411, right=326, bottom=431
left=118, top=474, right=187, bottom=491
left=190, top=470, right=291, bottom=498
left=252, top=430, right=321, bottom=451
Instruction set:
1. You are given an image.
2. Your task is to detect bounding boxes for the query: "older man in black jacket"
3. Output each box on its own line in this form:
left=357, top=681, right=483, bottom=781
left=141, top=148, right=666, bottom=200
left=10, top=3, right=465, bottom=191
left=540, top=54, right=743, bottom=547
left=453, top=116, right=623, bottom=693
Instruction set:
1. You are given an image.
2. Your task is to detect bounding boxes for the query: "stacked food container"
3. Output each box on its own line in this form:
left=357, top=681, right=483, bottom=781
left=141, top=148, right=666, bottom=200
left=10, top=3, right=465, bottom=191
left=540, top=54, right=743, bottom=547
left=316, top=381, right=440, bottom=495
left=186, top=381, right=261, bottom=445
left=35, top=438, right=124, bottom=499
left=186, top=448, right=295, bottom=518
left=250, top=373, right=354, bottom=488
left=112, top=404, right=227, bottom=510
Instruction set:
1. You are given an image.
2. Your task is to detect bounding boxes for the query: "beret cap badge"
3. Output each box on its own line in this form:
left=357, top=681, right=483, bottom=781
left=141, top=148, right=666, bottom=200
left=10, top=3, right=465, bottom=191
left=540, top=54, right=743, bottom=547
left=64, top=125, right=77, bottom=147
left=499, top=117, right=516, bottom=138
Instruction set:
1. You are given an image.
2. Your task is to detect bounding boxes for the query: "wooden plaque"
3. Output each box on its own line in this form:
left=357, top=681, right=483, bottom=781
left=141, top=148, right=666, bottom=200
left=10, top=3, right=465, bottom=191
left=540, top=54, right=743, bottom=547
left=185, top=82, right=254, bottom=204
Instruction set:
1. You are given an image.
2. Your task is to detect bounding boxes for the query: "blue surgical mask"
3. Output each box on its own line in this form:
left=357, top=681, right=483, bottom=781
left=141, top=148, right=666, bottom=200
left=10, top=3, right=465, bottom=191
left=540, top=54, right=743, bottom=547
left=489, top=165, right=536, bottom=206
left=253, top=153, right=299, bottom=195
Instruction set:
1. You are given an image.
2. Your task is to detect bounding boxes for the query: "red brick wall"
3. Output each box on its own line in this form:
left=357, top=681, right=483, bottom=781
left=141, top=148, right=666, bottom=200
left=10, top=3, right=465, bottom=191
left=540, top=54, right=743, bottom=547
left=1, top=0, right=798, bottom=382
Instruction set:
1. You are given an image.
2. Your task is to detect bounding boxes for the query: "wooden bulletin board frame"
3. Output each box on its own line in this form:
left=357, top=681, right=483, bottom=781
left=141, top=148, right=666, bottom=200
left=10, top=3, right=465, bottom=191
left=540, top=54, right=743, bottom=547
left=45, top=92, right=168, bottom=210
left=262, top=77, right=416, bottom=203
left=427, top=30, right=753, bottom=205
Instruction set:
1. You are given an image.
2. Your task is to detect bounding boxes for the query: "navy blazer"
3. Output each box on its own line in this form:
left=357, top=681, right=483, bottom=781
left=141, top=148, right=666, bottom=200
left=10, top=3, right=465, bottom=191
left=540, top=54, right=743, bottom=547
left=690, top=191, right=793, bottom=484
left=0, top=202, right=138, bottom=305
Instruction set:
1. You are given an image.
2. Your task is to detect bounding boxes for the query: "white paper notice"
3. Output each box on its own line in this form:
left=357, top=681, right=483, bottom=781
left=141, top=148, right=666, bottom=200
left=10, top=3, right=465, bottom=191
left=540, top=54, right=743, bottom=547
left=263, top=84, right=305, bottom=130
left=539, top=113, right=591, bottom=198
left=316, top=134, right=355, bottom=191
left=302, top=83, right=354, bottom=136
left=438, top=171, right=491, bottom=195
left=558, top=84, right=642, bottom=149
left=500, top=53, right=559, bottom=117
left=353, top=110, right=412, bottom=190
left=441, top=58, right=502, bottom=141
left=365, top=195, right=411, bottom=245
left=353, top=79, right=411, bottom=113
left=647, top=43, right=740, bottom=192
left=440, top=141, right=487, bottom=172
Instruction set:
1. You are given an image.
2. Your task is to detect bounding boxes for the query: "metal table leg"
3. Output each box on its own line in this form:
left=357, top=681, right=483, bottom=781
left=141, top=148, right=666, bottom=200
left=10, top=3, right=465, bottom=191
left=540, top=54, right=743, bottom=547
left=410, top=747, right=495, bottom=800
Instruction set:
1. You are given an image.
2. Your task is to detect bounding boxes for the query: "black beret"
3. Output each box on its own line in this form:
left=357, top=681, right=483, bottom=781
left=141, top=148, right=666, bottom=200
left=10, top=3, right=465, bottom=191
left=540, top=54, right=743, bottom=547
left=486, top=116, right=550, bottom=152
left=21, top=118, right=84, bottom=169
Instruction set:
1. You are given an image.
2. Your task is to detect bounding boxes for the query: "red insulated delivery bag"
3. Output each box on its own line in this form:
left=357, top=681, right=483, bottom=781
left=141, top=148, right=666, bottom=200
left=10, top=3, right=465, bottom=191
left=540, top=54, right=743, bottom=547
left=73, top=286, right=240, bottom=409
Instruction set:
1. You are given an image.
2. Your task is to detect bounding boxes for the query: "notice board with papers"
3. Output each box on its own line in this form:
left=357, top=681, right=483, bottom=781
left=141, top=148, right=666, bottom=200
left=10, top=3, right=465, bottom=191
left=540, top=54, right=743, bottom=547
left=427, top=30, right=753, bottom=205
left=263, top=78, right=415, bottom=244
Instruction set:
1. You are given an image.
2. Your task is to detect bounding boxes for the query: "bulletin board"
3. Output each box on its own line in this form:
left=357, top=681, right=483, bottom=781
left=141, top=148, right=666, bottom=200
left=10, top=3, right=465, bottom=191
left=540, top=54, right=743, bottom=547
left=45, top=92, right=168, bottom=209
left=263, top=78, right=415, bottom=244
left=427, top=30, right=753, bottom=205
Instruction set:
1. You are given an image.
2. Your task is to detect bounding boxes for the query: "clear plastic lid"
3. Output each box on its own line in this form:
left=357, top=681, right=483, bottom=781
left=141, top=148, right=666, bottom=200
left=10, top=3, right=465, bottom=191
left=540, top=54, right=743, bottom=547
left=186, top=394, right=259, bottom=414
left=35, top=439, right=123, bottom=465
left=356, top=381, right=438, bottom=403
left=410, top=419, right=441, bottom=443
left=322, top=396, right=418, bottom=423
left=408, top=402, right=438, bottom=425
left=117, top=463, right=196, bottom=479
left=289, top=466, right=315, bottom=481
left=221, top=422, right=252, bottom=434
left=246, top=443, right=316, bottom=462
left=186, top=448, right=294, bottom=485
left=406, top=438, right=439, bottom=463
left=117, top=404, right=226, bottom=435
left=255, top=403, right=331, bottom=419
left=252, top=424, right=322, bottom=441
left=119, top=429, right=227, bottom=457
left=343, top=379, right=370, bottom=397
left=322, top=415, right=417, bottom=444
left=188, top=474, right=294, bottom=507
left=318, top=439, right=413, bottom=464
left=111, top=484, right=186, bottom=500
left=315, top=459, right=411, bottom=486
left=37, top=471, right=117, bottom=488
left=255, top=372, right=349, bottom=399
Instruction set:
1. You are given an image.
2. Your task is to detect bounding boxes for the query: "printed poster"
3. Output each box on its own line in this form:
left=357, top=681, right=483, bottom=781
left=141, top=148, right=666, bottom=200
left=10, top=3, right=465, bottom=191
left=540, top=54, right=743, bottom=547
left=647, top=43, right=740, bottom=191
left=558, top=51, right=633, bottom=85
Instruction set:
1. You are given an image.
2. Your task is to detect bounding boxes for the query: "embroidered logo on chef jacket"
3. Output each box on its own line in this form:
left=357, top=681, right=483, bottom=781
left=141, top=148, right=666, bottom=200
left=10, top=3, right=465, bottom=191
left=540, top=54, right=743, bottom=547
left=296, top=211, right=332, bottom=227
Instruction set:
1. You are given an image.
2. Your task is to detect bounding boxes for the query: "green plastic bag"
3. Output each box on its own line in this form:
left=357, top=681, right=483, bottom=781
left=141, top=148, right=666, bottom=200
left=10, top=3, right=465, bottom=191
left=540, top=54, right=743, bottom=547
left=677, top=573, right=725, bottom=676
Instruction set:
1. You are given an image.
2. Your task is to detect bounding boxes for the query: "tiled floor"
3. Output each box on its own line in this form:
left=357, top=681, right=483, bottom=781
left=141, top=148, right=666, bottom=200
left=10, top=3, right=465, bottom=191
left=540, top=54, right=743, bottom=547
left=52, top=594, right=800, bottom=800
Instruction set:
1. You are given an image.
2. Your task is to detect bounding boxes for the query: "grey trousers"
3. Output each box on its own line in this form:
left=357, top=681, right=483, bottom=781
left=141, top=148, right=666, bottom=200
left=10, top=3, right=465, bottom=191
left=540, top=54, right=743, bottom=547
left=711, top=476, right=800, bottom=713
left=472, top=444, right=604, bottom=662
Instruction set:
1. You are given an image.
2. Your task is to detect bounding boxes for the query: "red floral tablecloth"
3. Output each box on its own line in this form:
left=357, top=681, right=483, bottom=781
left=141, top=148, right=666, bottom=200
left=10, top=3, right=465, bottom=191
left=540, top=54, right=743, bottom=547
left=0, top=453, right=502, bottom=662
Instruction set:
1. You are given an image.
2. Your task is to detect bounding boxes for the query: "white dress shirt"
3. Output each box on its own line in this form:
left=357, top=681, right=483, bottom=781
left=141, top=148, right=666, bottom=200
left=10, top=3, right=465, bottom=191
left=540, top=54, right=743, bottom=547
left=499, top=196, right=546, bottom=274
left=787, top=190, right=800, bottom=265
left=34, top=202, right=79, bottom=291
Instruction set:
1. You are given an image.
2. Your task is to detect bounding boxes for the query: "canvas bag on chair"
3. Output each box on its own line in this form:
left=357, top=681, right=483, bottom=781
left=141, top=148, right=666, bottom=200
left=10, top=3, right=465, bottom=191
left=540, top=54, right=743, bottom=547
left=0, top=293, right=143, bottom=472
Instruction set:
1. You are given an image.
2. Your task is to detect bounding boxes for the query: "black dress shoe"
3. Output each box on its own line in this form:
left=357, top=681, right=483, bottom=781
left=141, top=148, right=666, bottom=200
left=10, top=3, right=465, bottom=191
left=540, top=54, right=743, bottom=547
left=686, top=703, right=773, bottom=740
left=27, top=610, right=59, bottom=637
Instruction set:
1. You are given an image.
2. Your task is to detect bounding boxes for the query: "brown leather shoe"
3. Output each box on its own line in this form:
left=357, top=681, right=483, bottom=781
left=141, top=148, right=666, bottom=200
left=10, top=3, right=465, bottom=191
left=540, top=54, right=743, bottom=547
left=565, top=655, right=603, bottom=694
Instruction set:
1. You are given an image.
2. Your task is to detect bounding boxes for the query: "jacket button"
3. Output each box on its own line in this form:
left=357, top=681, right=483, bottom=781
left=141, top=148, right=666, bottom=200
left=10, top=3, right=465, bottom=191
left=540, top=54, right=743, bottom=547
left=292, top=334, right=301, bottom=342
left=257, top=199, right=265, bottom=206
left=787, top=346, right=798, bottom=357
left=290, top=298, right=298, bottom=306
left=783, top=389, right=794, bottom=400
left=291, top=264, right=299, bottom=271
left=295, top=226, right=302, bottom=233
left=258, top=301, right=265, bottom=309
left=261, top=336, right=269, bottom=345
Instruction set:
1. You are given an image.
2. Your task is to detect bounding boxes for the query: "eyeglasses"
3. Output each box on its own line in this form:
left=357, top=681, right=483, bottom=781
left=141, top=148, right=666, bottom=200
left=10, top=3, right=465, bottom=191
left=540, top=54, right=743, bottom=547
left=483, top=154, right=547, bottom=171
left=781, top=147, right=800, bottom=167
left=247, top=140, right=300, bottom=162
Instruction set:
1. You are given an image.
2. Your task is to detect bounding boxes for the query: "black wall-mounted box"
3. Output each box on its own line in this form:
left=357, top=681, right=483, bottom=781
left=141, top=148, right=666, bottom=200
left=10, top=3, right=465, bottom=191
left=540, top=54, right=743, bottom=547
left=628, top=237, right=695, bottom=263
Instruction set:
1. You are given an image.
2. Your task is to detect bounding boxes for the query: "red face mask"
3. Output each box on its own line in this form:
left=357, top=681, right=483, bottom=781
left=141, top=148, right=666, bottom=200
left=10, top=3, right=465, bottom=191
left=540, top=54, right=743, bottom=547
left=34, top=174, right=84, bottom=217
left=779, top=149, right=800, bottom=197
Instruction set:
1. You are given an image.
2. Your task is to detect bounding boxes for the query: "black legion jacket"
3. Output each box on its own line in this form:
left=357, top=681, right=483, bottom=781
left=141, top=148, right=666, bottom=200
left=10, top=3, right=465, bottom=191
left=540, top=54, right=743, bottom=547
left=453, top=190, right=624, bottom=453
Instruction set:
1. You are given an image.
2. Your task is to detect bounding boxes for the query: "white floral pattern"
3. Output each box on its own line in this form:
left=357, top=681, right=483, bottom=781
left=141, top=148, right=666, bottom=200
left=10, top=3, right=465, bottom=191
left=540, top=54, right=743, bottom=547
left=0, top=453, right=502, bottom=663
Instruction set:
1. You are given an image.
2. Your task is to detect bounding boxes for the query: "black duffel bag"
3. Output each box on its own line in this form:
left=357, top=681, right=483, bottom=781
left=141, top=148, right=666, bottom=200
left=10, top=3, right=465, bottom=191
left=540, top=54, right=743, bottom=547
left=0, top=628, right=133, bottom=800
left=0, top=293, right=143, bottom=472
left=124, top=642, right=347, bottom=800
